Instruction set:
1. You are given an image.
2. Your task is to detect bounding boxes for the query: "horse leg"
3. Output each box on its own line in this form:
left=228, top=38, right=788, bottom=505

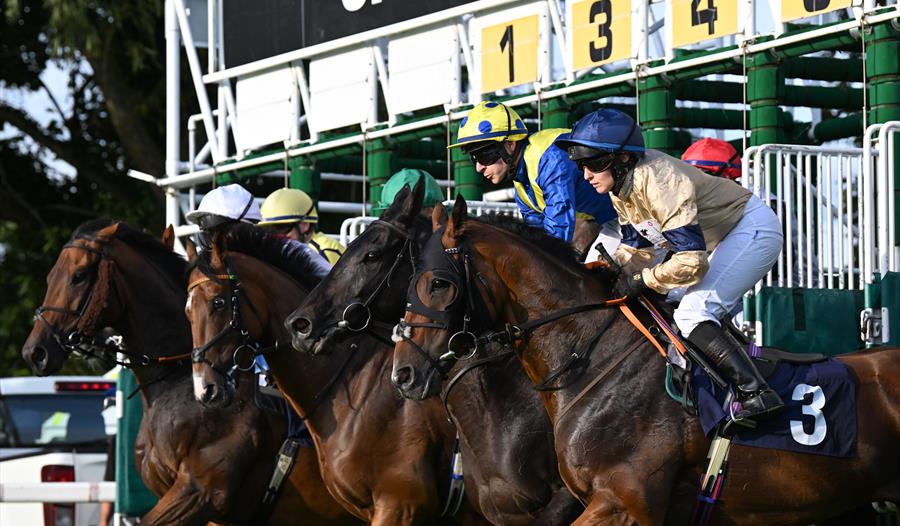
left=532, top=488, right=585, bottom=525
left=139, top=474, right=211, bottom=526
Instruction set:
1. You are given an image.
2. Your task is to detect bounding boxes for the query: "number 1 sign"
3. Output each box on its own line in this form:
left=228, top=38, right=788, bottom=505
left=474, top=2, right=549, bottom=94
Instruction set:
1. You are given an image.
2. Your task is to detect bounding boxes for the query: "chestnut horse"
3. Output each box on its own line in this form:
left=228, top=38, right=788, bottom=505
left=284, top=182, right=584, bottom=525
left=185, top=225, right=488, bottom=526
left=392, top=197, right=900, bottom=526
left=21, top=219, right=358, bottom=526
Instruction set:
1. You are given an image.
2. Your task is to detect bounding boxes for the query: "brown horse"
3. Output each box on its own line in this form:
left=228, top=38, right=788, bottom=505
left=21, top=219, right=357, bottom=526
left=284, top=182, right=584, bottom=525
left=392, top=196, right=900, bottom=526
left=185, top=225, right=488, bottom=526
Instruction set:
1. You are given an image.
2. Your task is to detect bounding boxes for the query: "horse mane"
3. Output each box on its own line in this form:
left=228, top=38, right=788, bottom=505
left=216, top=222, right=310, bottom=291
left=468, top=213, right=618, bottom=283
left=71, top=218, right=187, bottom=286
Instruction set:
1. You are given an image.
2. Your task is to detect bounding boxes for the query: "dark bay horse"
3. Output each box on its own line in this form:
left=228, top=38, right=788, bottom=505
left=284, top=182, right=584, bottom=525
left=185, top=225, right=488, bottom=526
left=21, top=220, right=357, bottom=526
left=392, top=197, right=900, bottom=526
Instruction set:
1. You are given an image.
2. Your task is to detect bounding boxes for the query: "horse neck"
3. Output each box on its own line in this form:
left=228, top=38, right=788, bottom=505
left=234, top=255, right=383, bottom=437
left=112, top=245, right=191, bottom=404
left=470, top=229, right=628, bottom=400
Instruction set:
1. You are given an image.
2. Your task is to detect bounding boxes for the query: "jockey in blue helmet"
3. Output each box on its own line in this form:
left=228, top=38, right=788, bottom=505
left=556, top=109, right=785, bottom=422
left=449, top=101, right=616, bottom=243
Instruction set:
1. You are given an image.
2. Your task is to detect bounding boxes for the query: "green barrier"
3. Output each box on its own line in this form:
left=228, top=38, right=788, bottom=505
left=756, top=286, right=864, bottom=355
left=878, top=272, right=900, bottom=347
left=116, top=369, right=158, bottom=516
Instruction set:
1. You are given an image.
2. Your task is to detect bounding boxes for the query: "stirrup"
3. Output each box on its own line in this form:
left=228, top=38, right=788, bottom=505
left=734, top=388, right=784, bottom=421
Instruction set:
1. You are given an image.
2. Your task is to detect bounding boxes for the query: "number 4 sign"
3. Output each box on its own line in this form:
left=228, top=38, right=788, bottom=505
left=670, top=0, right=739, bottom=49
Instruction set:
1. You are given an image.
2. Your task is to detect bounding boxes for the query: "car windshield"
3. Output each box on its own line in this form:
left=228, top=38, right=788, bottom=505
left=1, top=394, right=106, bottom=447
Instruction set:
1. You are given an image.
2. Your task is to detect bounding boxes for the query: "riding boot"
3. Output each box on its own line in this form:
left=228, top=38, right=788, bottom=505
left=688, top=321, right=784, bottom=421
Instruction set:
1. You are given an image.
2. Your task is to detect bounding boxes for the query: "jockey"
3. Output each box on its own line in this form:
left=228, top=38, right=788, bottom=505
left=259, top=188, right=346, bottom=265
left=186, top=184, right=331, bottom=286
left=555, top=109, right=785, bottom=421
left=680, top=138, right=742, bottom=180
left=374, top=168, right=446, bottom=216
left=448, top=101, right=617, bottom=243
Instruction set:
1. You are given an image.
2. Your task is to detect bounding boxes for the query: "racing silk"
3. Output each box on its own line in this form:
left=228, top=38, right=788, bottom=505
left=514, top=129, right=617, bottom=242
left=611, top=149, right=752, bottom=293
left=280, top=238, right=332, bottom=290
left=308, top=231, right=345, bottom=265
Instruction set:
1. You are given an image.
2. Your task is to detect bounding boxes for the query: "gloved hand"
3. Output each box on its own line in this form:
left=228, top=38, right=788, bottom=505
left=613, top=270, right=647, bottom=298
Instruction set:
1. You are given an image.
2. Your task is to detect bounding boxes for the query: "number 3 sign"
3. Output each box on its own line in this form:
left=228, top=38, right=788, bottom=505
left=568, top=0, right=633, bottom=72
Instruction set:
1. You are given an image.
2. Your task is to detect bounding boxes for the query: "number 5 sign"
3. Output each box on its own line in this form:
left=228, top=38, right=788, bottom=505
left=781, top=0, right=852, bottom=23
left=567, top=0, right=633, bottom=72
left=669, top=0, right=739, bottom=49
left=474, top=3, right=549, bottom=94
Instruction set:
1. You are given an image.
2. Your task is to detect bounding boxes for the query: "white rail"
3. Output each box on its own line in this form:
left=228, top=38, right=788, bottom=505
left=0, top=482, right=115, bottom=503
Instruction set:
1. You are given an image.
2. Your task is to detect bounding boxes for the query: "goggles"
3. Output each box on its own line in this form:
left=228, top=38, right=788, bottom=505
left=573, top=153, right=616, bottom=173
left=468, top=143, right=507, bottom=166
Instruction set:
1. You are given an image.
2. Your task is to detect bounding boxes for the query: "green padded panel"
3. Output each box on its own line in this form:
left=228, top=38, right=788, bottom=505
left=879, top=272, right=900, bottom=347
left=115, top=369, right=158, bottom=515
left=756, top=287, right=864, bottom=356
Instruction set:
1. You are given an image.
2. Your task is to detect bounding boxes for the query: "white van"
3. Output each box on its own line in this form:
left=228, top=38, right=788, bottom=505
left=0, top=376, right=112, bottom=526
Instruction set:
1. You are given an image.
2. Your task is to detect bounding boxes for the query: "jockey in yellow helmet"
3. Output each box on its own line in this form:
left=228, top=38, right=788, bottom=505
left=448, top=101, right=616, bottom=243
left=258, top=188, right=345, bottom=265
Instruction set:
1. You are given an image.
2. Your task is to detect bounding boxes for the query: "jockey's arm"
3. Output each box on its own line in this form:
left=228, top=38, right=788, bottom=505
left=535, top=151, right=578, bottom=242
left=279, top=239, right=332, bottom=289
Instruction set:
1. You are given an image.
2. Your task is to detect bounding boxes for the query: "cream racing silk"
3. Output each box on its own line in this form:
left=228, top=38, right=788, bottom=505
left=611, top=149, right=752, bottom=293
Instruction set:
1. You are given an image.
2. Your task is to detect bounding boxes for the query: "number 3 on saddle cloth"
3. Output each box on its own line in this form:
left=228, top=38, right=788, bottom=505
left=691, top=354, right=857, bottom=458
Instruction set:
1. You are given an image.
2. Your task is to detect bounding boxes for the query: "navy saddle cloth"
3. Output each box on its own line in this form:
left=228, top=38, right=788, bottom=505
left=692, top=357, right=857, bottom=458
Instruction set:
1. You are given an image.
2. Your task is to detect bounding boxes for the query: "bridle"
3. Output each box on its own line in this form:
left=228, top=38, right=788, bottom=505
left=396, top=229, right=628, bottom=393
left=330, top=220, right=419, bottom=345
left=34, top=237, right=194, bottom=372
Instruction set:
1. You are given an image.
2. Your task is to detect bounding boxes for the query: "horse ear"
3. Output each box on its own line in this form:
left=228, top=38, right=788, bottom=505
left=161, top=225, right=175, bottom=250
left=431, top=202, right=447, bottom=232
left=443, top=195, right=467, bottom=241
left=96, top=223, right=119, bottom=241
left=209, top=230, right=227, bottom=271
left=409, top=178, right=426, bottom=217
left=185, top=238, right=198, bottom=262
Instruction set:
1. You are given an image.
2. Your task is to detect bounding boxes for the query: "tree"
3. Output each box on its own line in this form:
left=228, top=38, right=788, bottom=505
left=1, top=0, right=177, bottom=376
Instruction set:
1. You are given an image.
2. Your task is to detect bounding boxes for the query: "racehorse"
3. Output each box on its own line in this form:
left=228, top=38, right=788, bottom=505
left=391, top=196, right=900, bottom=526
left=21, top=219, right=358, bottom=526
left=185, top=224, right=488, bottom=526
left=284, top=182, right=584, bottom=525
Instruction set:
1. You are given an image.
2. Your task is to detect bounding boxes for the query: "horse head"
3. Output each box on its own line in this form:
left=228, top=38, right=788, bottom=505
left=185, top=231, right=271, bottom=409
left=22, top=222, right=127, bottom=375
left=285, top=179, right=433, bottom=355
left=390, top=197, right=503, bottom=399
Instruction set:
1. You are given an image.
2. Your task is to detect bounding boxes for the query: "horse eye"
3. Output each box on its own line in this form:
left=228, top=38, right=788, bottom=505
left=72, top=270, right=88, bottom=284
left=212, top=297, right=226, bottom=310
left=364, top=251, right=380, bottom=262
left=431, top=278, right=449, bottom=290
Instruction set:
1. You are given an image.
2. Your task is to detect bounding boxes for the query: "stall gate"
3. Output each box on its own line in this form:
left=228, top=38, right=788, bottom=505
left=742, top=126, right=900, bottom=353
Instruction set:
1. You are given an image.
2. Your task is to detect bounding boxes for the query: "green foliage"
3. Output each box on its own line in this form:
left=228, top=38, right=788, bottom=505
left=1, top=0, right=168, bottom=377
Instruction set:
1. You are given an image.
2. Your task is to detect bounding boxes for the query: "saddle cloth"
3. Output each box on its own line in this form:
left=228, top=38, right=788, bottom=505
left=692, top=358, right=857, bottom=458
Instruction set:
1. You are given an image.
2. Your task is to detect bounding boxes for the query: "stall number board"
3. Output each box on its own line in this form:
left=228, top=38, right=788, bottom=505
left=671, top=0, right=738, bottom=48
left=782, top=0, right=852, bottom=23
left=481, top=14, right=540, bottom=93
left=570, top=0, right=632, bottom=71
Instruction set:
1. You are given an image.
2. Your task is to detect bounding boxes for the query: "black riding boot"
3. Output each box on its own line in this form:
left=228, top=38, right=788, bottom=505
left=688, top=321, right=784, bottom=421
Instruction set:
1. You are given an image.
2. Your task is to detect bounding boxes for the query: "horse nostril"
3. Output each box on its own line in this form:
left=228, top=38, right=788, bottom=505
left=200, top=384, right=219, bottom=404
left=28, top=345, right=48, bottom=369
left=291, top=317, right=312, bottom=336
left=393, top=366, right=414, bottom=389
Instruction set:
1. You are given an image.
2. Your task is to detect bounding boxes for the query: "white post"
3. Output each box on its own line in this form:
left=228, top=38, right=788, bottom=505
left=637, top=0, right=648, bottom=63
left=165, top=0, right=181, bottom=180
left=863, top=123, right=880, bottom=283
left=172, top=0, right=221, bottom=162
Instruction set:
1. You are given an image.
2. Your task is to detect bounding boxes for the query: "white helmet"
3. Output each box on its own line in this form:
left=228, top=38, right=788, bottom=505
left=185, top=184, right=262, bottom=229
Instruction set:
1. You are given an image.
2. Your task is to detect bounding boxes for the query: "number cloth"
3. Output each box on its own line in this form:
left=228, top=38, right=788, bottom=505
left=514, top=128, right=617, bottom=242
left=693, top=357, right=857, bottom=458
